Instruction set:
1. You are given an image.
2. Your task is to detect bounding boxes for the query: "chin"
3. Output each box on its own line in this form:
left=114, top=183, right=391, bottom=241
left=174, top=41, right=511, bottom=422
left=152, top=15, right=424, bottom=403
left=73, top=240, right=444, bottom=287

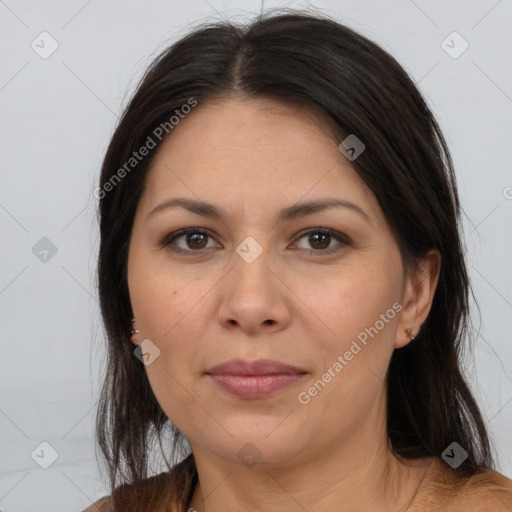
left=205, top=428, right=306, bottom=469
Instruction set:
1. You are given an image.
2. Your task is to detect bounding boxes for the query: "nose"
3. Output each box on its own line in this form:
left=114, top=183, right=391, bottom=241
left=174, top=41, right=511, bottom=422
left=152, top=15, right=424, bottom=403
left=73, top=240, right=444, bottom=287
left=216, top=240, right=292, bottom=336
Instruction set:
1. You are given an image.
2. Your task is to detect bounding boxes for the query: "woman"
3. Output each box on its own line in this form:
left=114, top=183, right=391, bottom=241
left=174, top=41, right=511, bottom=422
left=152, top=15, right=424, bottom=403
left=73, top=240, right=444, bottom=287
left=85, top=10, right=512, bottom=512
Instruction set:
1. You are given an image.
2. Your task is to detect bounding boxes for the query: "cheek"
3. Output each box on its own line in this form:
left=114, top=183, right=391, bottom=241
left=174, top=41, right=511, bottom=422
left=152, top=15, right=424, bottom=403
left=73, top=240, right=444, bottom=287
left=129, top=255, right=192, bottom=337
left=130, top=272, right=206, bottom=428
left=298, top=276, right=399, bottom=422
left=304, top=264, right=398, bottom=338
left=130, top=268, right=214, bottom=382
left=299, top=266, right=402, bottom=397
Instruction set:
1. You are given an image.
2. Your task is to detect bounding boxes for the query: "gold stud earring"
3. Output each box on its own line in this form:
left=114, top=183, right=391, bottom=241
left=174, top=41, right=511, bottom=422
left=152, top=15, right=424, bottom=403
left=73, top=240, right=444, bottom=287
left=406, top=328, right=415, bottom=341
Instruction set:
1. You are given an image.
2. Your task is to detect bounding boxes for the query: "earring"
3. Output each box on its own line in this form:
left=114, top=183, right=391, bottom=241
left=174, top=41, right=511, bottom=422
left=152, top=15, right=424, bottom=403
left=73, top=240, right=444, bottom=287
left=406, top=328, right=415, bottom=341
left=130, top=318, right=139, bottom=339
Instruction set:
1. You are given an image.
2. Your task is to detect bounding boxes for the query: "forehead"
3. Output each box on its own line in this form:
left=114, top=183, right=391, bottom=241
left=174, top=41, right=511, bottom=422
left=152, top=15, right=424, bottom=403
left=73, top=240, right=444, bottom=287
left=158, top=97, right=342, bottom=155
left=139, top=97, right=383, bottom=225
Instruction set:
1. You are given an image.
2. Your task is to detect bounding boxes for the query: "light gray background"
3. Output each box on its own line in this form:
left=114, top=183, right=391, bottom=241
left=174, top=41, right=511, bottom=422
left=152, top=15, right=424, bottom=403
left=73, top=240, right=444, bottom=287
left=1, top=1, right=511, bottom=510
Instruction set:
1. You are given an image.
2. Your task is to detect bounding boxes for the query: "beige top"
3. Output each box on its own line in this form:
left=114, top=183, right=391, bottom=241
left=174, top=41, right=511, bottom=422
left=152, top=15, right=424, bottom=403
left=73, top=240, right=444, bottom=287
left=406, top=456, right=512, bottom=511
left=83, top=457, right=512, bottom=511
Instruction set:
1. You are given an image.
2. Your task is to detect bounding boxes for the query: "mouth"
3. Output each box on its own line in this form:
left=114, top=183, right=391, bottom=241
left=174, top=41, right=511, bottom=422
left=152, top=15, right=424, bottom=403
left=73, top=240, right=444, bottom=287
left=205, top=359, right=308, bottom=399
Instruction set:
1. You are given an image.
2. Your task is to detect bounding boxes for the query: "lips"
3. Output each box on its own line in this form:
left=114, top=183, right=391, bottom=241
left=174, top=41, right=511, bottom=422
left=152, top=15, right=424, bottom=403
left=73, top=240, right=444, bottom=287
left=205, top=359, right=308, bottom=399
left=205, top=358, right=307, bottom=376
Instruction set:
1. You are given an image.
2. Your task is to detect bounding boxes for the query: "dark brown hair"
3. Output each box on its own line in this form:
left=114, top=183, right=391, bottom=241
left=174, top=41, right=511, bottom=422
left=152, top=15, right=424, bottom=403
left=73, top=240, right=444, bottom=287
left=94, top=9, right=495, bottom=512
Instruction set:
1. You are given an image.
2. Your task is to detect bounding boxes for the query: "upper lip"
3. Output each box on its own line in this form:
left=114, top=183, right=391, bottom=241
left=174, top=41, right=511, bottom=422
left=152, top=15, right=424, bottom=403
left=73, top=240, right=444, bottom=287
left=205, top=359, right=307, bottom=376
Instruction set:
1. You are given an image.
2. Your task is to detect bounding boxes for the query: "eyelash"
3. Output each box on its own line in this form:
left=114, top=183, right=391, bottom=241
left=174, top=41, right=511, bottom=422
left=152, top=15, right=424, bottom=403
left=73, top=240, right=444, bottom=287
left=159, top=227, right=351, bottom=256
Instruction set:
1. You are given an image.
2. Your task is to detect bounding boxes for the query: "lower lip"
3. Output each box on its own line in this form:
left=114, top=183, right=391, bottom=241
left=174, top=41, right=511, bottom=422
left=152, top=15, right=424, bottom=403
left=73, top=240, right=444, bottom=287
left=207, top=373, right=307, bottom=399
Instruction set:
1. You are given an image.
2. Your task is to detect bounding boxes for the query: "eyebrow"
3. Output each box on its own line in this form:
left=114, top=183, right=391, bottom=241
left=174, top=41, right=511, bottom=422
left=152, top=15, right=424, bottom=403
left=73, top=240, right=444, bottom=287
left=147, top=197, right=372, bottom=224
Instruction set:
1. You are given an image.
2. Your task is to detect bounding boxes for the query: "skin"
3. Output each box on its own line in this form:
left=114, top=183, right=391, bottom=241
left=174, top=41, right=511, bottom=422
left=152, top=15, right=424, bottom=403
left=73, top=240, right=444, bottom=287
left=127, top=97, right=441, bottom=512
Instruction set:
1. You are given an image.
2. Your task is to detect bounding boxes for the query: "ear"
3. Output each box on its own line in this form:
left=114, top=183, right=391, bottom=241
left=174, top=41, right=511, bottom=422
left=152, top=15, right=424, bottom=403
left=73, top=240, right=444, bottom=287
left=395, top=249, right=441, bottom=349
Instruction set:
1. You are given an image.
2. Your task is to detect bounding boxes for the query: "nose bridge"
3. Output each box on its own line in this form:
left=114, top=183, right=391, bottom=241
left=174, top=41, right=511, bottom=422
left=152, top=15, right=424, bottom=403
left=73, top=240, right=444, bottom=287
left=219, top=233, right=282, bottom=313
left=230, top=234, right=274, bottom=290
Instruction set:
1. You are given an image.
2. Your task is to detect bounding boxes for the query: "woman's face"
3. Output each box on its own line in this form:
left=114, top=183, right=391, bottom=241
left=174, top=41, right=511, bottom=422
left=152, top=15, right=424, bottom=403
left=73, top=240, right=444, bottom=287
left=127, top=97, right=419, bottom=468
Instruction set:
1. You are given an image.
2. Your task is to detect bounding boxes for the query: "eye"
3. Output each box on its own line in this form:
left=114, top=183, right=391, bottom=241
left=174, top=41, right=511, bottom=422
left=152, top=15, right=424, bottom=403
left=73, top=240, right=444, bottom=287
left=160, top=228, right=219, bottom=254
left=292, top=228, right=350, bottom=254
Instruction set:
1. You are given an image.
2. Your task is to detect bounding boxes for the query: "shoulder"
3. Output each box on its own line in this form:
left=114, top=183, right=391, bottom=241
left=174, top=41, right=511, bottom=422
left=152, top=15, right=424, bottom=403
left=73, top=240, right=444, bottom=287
left=81, top=471, right=176, bottom=512
left=449, top=465, right=512, bottom=510
left=410, top=457, right=512, bottom=511
left=81, top=495, right=111, bottom=512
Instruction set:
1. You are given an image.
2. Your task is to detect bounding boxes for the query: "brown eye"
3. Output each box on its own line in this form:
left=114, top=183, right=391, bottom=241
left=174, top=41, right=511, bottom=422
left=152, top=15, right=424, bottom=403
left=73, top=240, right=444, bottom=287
left=307, top=232, right=331, bottom=250
left=160, top=228, right=219, bottom=253
left=293, top=228, right=350, bottom=254
left=184, top=232, right=208, bottom=249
